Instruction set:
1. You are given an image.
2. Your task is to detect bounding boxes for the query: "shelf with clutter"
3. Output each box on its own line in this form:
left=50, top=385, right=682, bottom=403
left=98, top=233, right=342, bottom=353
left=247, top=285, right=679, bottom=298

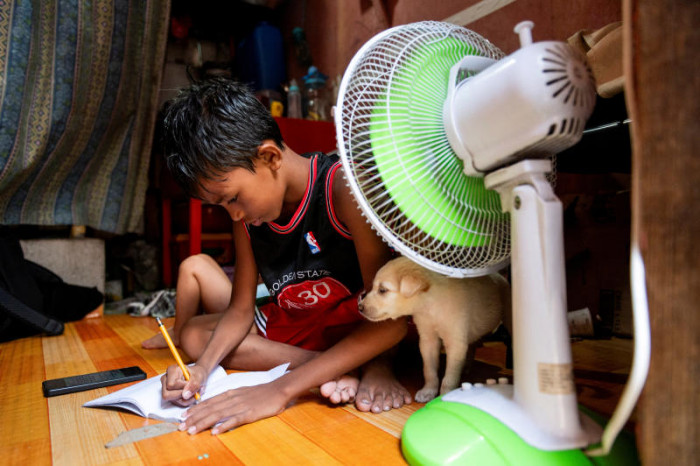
left=154, top=4, right=340, bottom=287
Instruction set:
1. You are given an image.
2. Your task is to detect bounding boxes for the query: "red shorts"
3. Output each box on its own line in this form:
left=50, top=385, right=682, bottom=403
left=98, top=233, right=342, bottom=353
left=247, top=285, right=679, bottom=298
left=254, top=284, right=365, bottom=351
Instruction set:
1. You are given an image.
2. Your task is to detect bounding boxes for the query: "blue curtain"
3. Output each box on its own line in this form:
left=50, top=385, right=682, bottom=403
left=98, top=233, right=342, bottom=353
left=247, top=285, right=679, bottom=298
left=0, top=0, right=170, bottom=233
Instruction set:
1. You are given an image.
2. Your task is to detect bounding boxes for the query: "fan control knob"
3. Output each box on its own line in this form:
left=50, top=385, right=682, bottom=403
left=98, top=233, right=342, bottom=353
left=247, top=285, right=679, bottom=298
left=514, top=20, right=535, bottom=47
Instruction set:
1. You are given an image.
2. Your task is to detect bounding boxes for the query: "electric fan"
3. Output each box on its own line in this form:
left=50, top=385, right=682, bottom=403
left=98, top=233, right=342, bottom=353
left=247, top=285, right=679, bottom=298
left=335, top=21, right=645, bottom=464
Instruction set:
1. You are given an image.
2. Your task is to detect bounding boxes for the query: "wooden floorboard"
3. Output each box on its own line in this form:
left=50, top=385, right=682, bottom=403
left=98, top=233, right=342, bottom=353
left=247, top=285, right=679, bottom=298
left=0, top=314, right=633, bottom=465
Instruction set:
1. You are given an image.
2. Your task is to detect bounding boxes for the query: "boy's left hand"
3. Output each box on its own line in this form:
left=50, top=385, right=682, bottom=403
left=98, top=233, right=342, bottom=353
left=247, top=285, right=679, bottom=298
left=179, top=379, right=289, bottom=435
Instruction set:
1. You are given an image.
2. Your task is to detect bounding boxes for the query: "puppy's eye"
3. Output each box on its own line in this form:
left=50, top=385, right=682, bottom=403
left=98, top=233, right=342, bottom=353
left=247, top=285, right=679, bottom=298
left=378, top=286, right=387, bottom=295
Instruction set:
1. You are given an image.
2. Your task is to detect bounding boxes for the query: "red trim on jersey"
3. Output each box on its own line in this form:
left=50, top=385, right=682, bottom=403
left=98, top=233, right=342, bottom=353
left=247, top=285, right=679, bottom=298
left=325, top=162, right=353, bottom=240
left=268, top=155, right=317, bottom=234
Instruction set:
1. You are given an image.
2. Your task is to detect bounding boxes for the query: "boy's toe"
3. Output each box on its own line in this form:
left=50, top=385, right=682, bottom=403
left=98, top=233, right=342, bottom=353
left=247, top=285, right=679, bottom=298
left=355, top=387, right=374, bottom=412
left=320, top=380, right=337, bottom=398
left=383, top=397, right=394, bottom=411
left=369, top=392, right=389, bottom=413
left=342, top=386, right=356, bottom=403
left=329, top=390, right=342, bottom=404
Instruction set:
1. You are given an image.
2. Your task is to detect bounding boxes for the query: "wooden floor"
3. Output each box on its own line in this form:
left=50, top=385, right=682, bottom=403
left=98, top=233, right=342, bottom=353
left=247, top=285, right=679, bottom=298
left=0, top=312, right=633, bottom=465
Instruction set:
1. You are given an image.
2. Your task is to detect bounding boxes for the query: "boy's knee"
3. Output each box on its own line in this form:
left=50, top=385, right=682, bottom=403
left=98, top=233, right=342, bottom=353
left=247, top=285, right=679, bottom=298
left=179, top=253, right=214, bottom=276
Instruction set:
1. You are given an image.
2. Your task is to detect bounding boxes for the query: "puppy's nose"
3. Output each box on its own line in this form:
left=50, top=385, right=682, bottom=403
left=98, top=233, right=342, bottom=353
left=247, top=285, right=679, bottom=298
left=357, top=291, right=366, bottom=310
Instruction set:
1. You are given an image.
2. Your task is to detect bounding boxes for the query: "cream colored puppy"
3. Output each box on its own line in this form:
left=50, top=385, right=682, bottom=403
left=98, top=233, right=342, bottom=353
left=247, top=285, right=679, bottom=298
left=360, top=256, right=510, bottom=402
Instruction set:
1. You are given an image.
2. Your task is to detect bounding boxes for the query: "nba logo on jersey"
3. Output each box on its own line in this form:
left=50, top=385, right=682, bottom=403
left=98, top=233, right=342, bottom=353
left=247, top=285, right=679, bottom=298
left=304, top=231, right=321, bottom=254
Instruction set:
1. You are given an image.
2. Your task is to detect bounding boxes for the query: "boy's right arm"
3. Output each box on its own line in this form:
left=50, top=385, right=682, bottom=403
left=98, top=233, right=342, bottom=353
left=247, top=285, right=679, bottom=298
left=197, top=220, right=259, bottom=372
left=164, top=221, right=259, bottom=402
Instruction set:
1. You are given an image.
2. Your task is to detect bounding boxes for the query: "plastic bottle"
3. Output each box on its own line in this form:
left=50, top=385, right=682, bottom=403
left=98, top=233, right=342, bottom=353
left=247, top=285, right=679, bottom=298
left=303, top=66, right=329, bottom=121
left=236, top=22, right=286, bottom=92
left=287, top=79, right=302, bottom=119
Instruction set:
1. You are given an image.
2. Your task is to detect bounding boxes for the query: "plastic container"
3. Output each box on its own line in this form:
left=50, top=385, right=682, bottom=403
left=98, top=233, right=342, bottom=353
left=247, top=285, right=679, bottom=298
left=236, top=22, right=286, bottom=91
left=303, top=66, right=329, bottom=121
left=287, top=79, right=302, bottom=119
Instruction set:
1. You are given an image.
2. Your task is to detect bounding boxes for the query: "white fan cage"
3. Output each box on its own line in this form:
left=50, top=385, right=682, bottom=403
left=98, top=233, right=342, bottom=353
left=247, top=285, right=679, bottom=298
left=335, top=21, right=511, bottom=277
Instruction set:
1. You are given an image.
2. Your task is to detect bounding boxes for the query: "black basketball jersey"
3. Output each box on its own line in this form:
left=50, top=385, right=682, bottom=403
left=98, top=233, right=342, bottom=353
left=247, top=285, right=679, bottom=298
left=245, top=153, right=364, bottom=314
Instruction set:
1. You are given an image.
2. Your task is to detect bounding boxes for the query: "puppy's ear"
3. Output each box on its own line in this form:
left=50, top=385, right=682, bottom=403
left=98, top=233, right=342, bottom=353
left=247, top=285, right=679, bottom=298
left=399, top=273, right=429, bottom=298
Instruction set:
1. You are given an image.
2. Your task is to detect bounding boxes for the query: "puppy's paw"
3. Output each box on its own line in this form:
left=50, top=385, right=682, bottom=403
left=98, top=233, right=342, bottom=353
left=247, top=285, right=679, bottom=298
left=415, top=386, right=439, bottom=403
left=440, top=376, right=462, bottom=395
left=439, top=383, right=459, bottom=395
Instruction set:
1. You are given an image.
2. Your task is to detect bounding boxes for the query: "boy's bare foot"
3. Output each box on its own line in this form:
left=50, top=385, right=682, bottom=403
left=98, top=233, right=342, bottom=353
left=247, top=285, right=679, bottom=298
left=355, top=360, right=412, bottom=413
left=141, top=327, right=177, bottom=349
left=320, top=373, right=359, bottom=404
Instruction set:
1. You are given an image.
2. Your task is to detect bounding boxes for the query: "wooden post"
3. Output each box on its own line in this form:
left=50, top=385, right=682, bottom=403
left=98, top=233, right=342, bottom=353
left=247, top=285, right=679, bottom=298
left=623, top=0, right=699, bottom=463
left=189, top=198, right=202, bottom=257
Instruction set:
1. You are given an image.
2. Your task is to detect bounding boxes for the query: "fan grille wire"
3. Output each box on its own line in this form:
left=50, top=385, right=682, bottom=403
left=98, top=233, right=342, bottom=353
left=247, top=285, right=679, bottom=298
left=337, top=21, right=511, bottom=277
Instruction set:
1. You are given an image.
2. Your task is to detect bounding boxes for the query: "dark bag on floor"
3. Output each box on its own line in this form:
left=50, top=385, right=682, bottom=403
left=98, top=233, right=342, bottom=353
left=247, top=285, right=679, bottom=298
left=0, top=238, right=104, bottom=343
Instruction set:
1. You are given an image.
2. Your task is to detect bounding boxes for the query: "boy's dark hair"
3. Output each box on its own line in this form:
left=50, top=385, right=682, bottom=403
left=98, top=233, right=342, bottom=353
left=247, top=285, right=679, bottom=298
left=162, top=78, right=284, bottom=198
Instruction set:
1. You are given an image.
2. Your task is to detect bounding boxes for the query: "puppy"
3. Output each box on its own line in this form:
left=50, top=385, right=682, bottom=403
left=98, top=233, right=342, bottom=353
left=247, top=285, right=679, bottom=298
left=360, top=256, right=510, bottom=402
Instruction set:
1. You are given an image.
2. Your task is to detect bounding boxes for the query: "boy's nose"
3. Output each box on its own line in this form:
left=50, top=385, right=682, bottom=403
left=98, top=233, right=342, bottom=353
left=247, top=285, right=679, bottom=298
left=226, top=206, right=245, bottom=222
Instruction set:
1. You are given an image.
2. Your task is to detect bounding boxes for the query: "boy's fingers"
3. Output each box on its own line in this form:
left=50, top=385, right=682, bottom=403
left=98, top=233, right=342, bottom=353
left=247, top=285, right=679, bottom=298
left=170, top=396, right=197, bottom=407
left=164, top=365, right=184, bottom=387
left=182, top=380, right=202, bottom=399
left=184, top=389, right=253, bottom=434
left=160, top=367, right=196, bottom=404
left=161, top=381, right=184, bottom=402
left=211, top=418, right=239, bottom=435
left=181, top=402, right=226, bottom=434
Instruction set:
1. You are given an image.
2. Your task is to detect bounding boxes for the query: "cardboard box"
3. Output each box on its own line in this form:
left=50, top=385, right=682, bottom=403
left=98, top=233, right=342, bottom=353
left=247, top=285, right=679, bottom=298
left=20, top=238, right=105, bottom=318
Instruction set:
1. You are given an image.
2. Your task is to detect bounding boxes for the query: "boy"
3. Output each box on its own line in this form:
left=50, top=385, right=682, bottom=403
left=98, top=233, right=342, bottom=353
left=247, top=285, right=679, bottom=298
left=160, top=78, right=412, bottom=435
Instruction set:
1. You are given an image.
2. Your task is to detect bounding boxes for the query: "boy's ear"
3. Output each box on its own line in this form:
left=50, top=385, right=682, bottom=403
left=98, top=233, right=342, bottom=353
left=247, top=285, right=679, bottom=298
left=257, top=140, right=283, bottom=171
left=399, top=273, right=429, bottom=298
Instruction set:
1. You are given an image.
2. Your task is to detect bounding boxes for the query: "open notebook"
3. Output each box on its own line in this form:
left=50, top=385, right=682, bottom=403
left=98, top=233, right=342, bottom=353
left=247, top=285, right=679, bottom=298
left=84, top=363, right=289, bottom=422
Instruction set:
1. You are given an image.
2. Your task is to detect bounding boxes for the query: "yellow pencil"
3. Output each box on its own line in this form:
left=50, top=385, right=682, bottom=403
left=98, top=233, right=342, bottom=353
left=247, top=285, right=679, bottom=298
left=156, top=317, right=200, bottom=401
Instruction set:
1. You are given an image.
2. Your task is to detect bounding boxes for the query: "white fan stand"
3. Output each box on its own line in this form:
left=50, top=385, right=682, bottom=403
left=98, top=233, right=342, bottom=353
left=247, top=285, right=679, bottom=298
left=442, top=158, right=601, bottom=450
left=437, top=21, right=602, bottom=450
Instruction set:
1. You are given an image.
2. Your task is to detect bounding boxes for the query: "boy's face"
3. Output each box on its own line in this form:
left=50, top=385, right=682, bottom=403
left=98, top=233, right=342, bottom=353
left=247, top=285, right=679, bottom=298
left=197, top=156, right=284, bottom=226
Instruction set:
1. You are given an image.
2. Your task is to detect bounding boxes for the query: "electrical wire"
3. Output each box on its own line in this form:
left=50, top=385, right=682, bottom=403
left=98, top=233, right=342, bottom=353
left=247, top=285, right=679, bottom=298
left=586, top=240, right=651, bottom=456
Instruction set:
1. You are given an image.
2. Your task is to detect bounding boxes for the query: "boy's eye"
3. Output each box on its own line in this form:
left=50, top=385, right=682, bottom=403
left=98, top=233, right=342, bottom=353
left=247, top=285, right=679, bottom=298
left=227, top=196, right=238, bottom=204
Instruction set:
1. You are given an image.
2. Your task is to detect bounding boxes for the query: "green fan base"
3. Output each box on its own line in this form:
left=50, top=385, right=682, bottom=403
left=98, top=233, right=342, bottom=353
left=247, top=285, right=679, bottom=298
left=369, top=37, right=503, bottom=248
left=401, top=398, right=640, bottom=466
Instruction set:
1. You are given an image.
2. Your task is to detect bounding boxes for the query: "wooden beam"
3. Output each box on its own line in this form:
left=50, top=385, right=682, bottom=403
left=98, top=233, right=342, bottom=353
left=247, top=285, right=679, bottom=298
left=624, top=0, right=700, bottom=463
left=443, top=0, right=516, bottom=26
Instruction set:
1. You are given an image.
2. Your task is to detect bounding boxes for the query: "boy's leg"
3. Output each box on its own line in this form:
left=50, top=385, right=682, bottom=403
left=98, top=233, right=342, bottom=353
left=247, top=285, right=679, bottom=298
left=179, top=313, right=319, bottom=371
left=142, top=254, right=231, bottom=348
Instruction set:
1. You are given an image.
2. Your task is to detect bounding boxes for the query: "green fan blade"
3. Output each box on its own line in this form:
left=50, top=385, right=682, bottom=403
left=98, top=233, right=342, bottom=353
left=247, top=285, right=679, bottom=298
left=368, top=36, right=504, bottom=248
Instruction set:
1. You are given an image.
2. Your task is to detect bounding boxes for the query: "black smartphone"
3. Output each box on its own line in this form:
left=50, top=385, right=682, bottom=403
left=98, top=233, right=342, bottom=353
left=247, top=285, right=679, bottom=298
left=42, top=366, right=147, bottom=397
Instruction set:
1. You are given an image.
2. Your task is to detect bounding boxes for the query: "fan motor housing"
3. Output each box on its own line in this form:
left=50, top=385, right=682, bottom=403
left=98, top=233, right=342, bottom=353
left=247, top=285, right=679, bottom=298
left=446, top=41, right=596, bottom=175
